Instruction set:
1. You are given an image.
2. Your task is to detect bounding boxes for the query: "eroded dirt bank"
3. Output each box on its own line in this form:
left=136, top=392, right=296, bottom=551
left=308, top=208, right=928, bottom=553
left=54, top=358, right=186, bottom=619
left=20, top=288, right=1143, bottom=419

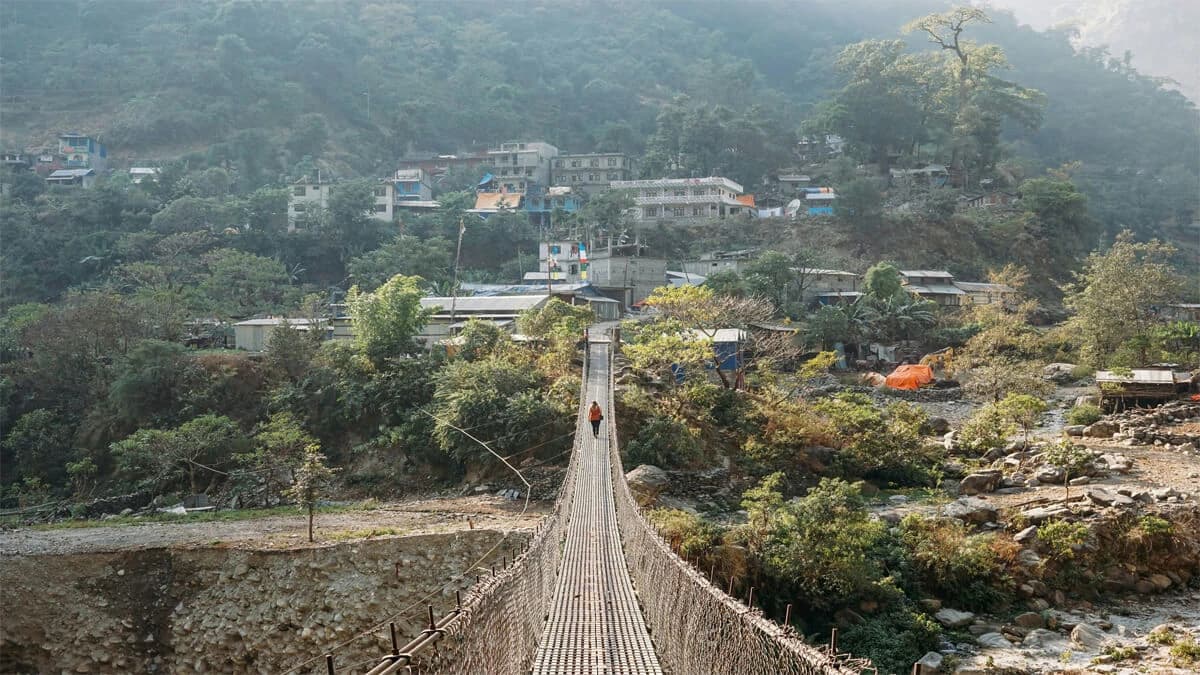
left=0, top=527, right=529, bottom=674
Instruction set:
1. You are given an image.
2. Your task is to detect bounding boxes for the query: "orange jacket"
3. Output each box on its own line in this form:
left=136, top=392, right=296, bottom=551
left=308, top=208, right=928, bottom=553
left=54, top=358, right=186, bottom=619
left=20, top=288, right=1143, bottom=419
left=588, top=404, right=603, bottom=422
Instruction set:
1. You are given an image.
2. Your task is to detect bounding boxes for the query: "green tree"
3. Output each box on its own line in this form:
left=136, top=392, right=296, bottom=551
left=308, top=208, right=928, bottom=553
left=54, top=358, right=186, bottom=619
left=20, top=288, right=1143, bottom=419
left=285, top=444, right=337, bottom=542
left=347, top=274, right=431, bottom=365
left=240, top=412, right=317, bottom=506
left=1064, top=232, right=1184, bottom=366
left=348, top=235, right=453, bottom=291
left=704, top=270, right=746, bottom=298
left=1041, top=440, right=1092, bottom=503
left=997, top=393, right=1047, bottom=446
left=111, top=414, right=249, bottom=494
left=199, top=248, right=294, bottom=317
left=862, top=262, right=904, bottom=301
left=1, top=409, right=76, bottom=488
left=457, top=318, right=510, bottom=361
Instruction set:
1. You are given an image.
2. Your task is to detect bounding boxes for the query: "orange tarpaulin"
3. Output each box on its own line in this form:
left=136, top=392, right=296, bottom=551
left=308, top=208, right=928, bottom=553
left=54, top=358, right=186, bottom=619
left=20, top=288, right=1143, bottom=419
left=885, top=364, right=934, bottom=391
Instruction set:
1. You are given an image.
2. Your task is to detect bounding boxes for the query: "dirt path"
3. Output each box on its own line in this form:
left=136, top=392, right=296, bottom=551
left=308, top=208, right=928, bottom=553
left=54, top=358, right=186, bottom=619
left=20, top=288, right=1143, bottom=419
left=0, top=497, right=549, bottom=556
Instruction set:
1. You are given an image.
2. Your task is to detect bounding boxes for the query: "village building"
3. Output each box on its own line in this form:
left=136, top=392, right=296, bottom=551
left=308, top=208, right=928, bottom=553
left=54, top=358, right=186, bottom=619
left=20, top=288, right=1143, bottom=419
left=801, top=268, right=862, bottom=302
left=394, top=150, right=492, bottom=182
left=287, top=175, right=332, bottom=229
left=900, top=270, right=967, bottom=306
left=418, top=294, right=550, bottom=345
left=1096, top=368, right=1195, bottom=408
left=484, top=141, right=558, bottom=193
left=392, top=168, right=436, bottom=206
left=1, top=152, right=30, bottom=169
left=552, top=152, right=637, bottom=194
left=129, top=167, right=160, bottom=184
left=233, top=318, right=327, bottom=352
left=795, top=134, right=844, bottom=163
left=46, top=168, right=96, bottom=188
left=682, top=249, right=760, bottom=277
left=535, top=240, right=667, bottom=308
left=610, top=177, right=751, bottom=223
left=464, top=282, right=621, bottom=321
left=890, top=164, right=950, bottom=188
left=959, top=190, right=1019, bottom=209
left=58, top=133, right=107, bottom=172
left=953, top=281, right=1019, bottom=306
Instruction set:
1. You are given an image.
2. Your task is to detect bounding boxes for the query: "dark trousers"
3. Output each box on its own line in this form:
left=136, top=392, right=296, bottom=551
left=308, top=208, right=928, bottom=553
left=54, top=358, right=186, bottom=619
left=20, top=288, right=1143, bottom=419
left=590, top=420, right=601, bottom=437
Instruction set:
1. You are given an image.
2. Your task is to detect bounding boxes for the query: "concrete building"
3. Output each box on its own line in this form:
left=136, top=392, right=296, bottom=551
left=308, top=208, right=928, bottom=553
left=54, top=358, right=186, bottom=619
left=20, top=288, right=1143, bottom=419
left=610, top=177, right=751, bottom=223
left=58, top=133, right=107, bottom=172
left=588, top=250, right=669, bottom=307
left=233, top=318, right=327, bottom=352
left=1, top=152, right=30, bottom=169
left=287, top=176, right=332, bottom=229
left=394, top=151, right=491, bottom=182
left=553, top=153, right=637, bottom=194
left=485, top=141, right=558, bottom=193
left=682, top=249, right=760, bottom=277
left=523, top=186, right=582, bottom=226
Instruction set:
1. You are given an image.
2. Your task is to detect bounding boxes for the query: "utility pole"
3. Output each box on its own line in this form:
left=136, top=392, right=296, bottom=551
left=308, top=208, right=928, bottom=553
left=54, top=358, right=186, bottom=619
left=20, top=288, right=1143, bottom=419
left=449, top=217, right=465, bottom=325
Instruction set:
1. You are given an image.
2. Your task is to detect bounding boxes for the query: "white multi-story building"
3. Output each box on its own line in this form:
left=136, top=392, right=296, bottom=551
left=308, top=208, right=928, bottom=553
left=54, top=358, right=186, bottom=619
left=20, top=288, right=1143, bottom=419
left=610, top=177, right=751, bottom=222
left=287, top=176, right=331, bottom=229
left=485, top=141, right=559, bottom=192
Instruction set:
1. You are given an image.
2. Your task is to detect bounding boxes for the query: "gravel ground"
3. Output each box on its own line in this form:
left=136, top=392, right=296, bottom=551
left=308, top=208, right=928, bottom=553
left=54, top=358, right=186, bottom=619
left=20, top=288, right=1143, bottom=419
left=0, top=496, right=549, bottom=556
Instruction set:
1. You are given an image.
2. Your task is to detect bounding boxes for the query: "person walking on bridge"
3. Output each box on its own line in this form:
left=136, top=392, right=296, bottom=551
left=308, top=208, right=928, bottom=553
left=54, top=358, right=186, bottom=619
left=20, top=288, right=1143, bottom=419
left=588, top=401, right=603, bottom=438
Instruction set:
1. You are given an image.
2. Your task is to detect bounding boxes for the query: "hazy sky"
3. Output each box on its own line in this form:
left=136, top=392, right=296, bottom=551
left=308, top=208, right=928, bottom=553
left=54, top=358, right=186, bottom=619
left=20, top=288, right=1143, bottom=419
left=984, top=0, right=1199, bottom=101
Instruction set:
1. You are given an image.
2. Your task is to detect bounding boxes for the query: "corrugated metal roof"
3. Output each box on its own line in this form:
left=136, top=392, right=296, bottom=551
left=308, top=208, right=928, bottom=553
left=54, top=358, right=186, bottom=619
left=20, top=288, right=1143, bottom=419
left=798, top=268, right=858, bottom=277
left=954, top=281, right=1016, bottom=293
left=735, top=194, right=756, bottom=207
left=805, top=193, right=836, bottom=200
left=48, top=168, right=93, bottom=178
left=421, top=295, right=548, bottom=313
left=234, top=318, right=325, bottom=327
left=688, top=328, right=746, bottom=343
left=901, top=270, right=955, bottom=278
left=907, top=284, right=966, bottom=295
left=1096, top=369, right=1188, bottom=384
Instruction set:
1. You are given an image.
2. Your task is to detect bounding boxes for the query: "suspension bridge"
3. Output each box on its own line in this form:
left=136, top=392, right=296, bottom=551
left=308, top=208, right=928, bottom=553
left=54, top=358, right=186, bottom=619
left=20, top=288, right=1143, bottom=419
left=339, top=333, right=873, bottom=674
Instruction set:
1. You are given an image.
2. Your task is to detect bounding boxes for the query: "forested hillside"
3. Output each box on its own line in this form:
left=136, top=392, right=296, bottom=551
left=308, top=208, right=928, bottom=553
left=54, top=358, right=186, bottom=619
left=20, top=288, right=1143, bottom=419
left=2, top=1, right=1196, bottom=234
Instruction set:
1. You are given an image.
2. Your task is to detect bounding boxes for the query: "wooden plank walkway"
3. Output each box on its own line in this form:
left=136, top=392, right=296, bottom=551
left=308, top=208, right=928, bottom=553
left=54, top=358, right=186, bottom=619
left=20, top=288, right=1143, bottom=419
left=530, top=342, right=663, bottom=674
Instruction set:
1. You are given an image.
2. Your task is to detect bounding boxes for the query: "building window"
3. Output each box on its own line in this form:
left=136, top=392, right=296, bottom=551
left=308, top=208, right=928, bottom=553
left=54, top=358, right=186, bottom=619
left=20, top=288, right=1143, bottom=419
left=373, top=204, right=388, bottom=213
left=692, top=188, right=705, bottom=196
left=588, top=174, right=596, bottom=181
left=373, top=186, right=388, bottom=197
left=501, top=168, right=509, bottom=176
left=555, top=160, right=563, bottom=168
left=644, top=189, right=659, bottom=197
left=293, top=186, right=306, bottom=196
left=569, top=263, right=578, bottom=274
left=673, top=189, right=686, bottom=196
left=590, top=159, right=599, bottom=167
left=672, top=206, right=686, bottom=217
left=644, top=206, right=658, bottom=217
left=571, top=175, right=580, bottom=182
left=607, top=157, right=617, bottom=167
left=571, top=160, right=581, bottom=168
left=608, top=172, right=619, bottom=180
left=525, top=167, right=533, bottom=176
left=293, top=203, right=307, bottom=212
left=692, top=207, right=704, bottom=216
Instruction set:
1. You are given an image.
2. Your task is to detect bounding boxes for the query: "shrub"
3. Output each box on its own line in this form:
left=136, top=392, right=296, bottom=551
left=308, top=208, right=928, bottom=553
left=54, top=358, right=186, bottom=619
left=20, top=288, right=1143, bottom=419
left=736, top=475, right=888, bottom=611
left=624, top=416, right=699, bottom=468
left=840, top=605, right=941, bottom=675
left=1037, top=519, right=1089, bottom=560
left=1170, top=635, right=1200, bottom=665
left=647, top=508, right=723, bottom=559
left=957, top=403, right=1012, bottom=454
left=1147, top=627, right=1176, bottom=646
left=1136, top=514, right=1173, bottom=537
left=1065, top=403, right=1102, bottom=426
left=899, top=514, right=1015, bottom=611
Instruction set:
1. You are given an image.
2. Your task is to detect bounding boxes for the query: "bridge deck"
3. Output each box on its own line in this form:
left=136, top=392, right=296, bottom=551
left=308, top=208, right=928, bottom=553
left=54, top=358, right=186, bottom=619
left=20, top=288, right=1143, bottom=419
left=531, top=343, right=663, bottom=674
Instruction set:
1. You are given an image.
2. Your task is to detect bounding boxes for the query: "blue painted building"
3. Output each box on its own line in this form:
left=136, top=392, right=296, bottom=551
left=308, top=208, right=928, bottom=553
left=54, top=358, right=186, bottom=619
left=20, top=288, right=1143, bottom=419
left=58, top=133, right=107, bottom=172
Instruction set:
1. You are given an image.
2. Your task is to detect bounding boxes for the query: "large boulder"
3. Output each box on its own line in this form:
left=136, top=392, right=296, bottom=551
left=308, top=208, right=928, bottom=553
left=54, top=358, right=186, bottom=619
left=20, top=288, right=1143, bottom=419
left=1043, top=363, right=1079, bottom=383
left=943, top=497, right=997, bottom=524
left=976, top=632, right=1013, bottom=648
left=1084, top=421, right=1118, bottom=438
left=927, top=417, right=951, bottom=435
left=1070, top=623, right=1108, bottom=650
left=625, top=465, right=669, bottom=506
left=958, top=470, right=1002, bottom=495
left=934, top=608, right=976, bottom=628
left=915, top=651, right=943, bottom=674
